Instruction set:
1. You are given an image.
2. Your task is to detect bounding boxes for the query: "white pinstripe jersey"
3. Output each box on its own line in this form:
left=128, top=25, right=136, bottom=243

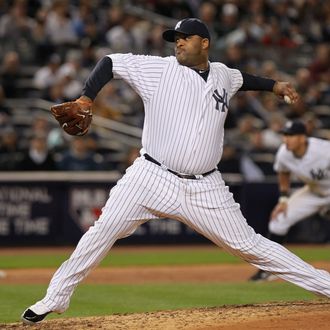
left=109, top=54, right=243, bottom=174
left=274, top=137, right=330, bottom=196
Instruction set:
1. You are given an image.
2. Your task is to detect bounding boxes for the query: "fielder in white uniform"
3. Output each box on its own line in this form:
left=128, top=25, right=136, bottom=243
left=22, top=18, right=330, bottom=324
left=251, top=120, right=330, bottom=281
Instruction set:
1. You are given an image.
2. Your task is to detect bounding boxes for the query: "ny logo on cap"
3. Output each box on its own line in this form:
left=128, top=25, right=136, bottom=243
left=175, top=20, right=183, bottom=30
left=285, top=121, right=293, bottom=129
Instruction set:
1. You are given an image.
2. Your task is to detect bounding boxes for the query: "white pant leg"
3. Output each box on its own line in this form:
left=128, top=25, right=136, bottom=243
left=180, top=171, right=330, bottom=298
left=41, top=158, right=181, bottom=312
left=269, top=186, right=328, bottom=236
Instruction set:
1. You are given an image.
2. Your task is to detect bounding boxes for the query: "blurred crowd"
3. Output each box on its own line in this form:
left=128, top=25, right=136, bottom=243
left=0, top=0, right=329, bottom=177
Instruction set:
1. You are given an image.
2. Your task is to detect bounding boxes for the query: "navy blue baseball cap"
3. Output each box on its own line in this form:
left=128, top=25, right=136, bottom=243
left=280, top=120, right=306, bottom=135
left=162, top=18, right=210, bottom=42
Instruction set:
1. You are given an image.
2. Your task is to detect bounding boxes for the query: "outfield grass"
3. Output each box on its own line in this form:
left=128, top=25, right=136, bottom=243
left=0, top=282, right=314, bottom=323
left=0, top=246, right=329, bottom=269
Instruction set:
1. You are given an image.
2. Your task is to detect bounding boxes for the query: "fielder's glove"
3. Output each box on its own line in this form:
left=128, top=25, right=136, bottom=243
left=50, top=97, right=93, bottom=136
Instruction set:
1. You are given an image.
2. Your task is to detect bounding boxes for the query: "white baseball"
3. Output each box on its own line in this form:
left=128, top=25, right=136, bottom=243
left=284, top=95, right=292, bottom=104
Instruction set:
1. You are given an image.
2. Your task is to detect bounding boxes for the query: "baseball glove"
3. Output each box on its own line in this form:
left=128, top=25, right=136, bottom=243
left=50, top=97, right=93, bottom=136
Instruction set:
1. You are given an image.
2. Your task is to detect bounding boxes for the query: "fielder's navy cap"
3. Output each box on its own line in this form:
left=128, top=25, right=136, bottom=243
left=162, top=18, right=210, bottom=42
left=280, top=120, right=306, bottom=135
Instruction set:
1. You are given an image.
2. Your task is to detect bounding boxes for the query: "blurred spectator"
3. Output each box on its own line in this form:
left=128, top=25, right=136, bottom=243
left=22, top=116, right=51, bottom=143
left=227, top=114, right=264, bottom=152
left=31, top=6, right=55, bottom=65
left=0, top=1, right=327, bottom=174
left=71, top=1, right=98, bottom=41
left=308, top=43, right=330, bottom=83
left=0, top=0, right=36, bottom=63
left=217, top=143, right=266, bottom=181
left=241, top=155, right=266, bottom=181
left=93, top=86, right=123, bottom=121
left=259, top=60, right=292, bottom=84
left=284, top=98, right=309, bottom=120
left=226, top=92, right=267, bottom=129
left=58, top=50, right=88, bottom=81
left=260, top=60, right=280, bottom=80
left=222, top=43, right=247, bottom=71
left=80, top=41, right=98, bottom=68
left=145, top=23, right=167, bottom=56
left=44, top=0, right=78, bottom=47
left=249, top=128, right=273, bottom=155
left=45, top=82, right=67, bottom=103
left=57, top=50, right=86, bottom=99
left=0, top=51, right=22, bottom=98
left=131, top=20, right=152, bottom=54
left=198, top=1, right=219, bottom=41
left=57, top=69, right=82, bottom=100
left=261, top=17, right=297, bottom=48
left=58, top=136, right=102, bottom=171
left=0, top=126, right=24, bottom=170
left=217, top=143, right=241, bottom=175
left=261, top=113, right=286, bottom=151
left=47, top=126, right=71, bottom=151
left=0, top=85, right=11, bottom=128
left=117, top=146, right=141, bottom=173
left=302, top=112, right=322, bottom=137
left=303, top=1, right=330, bottom=43
left=106, top=15, right=137, bottom=53
left=153, top=0, right=193, bottom=19
left=295, top=68, right=312, bottom=95
left=0, top=1, right=9, bottom=17
left=259, top=93, right=280, bottom=116
left=34, top=53, right=61, bottom=90
left=93, top=80, right=144, bottom=126
left=18, top=135, right=57, bottom=171
left=102, top=3, right=124, bottom=33
left=296, top=66, right=324, bottom=106
left=216, top=3, right=240, bottom=38
left=246, top=12, right=267, bottom=43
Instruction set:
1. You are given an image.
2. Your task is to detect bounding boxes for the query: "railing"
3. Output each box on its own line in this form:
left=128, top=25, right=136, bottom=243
left=0, top=171, right=122, bottom=182
left=0, top=171, right=279, bottom=186
left=5, top=98, right=143, bottom=148
left=124, top=4, right=177, bottom=27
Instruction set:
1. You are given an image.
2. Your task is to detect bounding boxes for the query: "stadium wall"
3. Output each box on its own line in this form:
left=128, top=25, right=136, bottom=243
left=0, top=172, right=329, bottom=246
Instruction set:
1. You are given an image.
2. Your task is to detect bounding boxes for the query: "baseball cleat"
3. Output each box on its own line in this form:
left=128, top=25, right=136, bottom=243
left=21, top=301, right=52, bottom=325
left=249, top=269, right=278, bottom=282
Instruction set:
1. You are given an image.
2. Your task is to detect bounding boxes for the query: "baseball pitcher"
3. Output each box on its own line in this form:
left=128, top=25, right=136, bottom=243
left=22, top=18, right=330, bottom=324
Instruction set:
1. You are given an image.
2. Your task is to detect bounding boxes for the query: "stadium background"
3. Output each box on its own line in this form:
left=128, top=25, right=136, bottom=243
left=0, top=0, right=329, bottom=329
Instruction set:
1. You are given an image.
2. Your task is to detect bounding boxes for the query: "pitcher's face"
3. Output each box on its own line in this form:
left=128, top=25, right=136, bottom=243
left=174, top=33, right=209, bottom=69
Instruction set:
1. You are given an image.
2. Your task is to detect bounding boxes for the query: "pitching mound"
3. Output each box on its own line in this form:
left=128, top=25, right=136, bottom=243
left=2, top=300, right=330, bottom=330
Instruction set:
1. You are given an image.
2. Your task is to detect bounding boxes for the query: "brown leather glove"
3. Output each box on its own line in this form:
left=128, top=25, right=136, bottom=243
left=50, top=97, right=93, bottom=136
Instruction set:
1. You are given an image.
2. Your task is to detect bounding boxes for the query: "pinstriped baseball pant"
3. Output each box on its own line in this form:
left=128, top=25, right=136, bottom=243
left=42, top=157, right=330, bottom=312
left=269, top=185, right=330, bottom=236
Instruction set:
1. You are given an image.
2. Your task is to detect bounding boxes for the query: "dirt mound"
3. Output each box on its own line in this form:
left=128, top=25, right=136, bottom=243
left=2, top=300, right=330, bottom=330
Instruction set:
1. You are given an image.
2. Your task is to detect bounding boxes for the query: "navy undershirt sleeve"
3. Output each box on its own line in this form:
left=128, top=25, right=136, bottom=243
left=82, top=56, right=114, bottom=100
left=239, top=72, right=276, bottom=92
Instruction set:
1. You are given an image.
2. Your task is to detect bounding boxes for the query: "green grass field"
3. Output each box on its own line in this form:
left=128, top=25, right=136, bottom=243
left=1, top=246, right=329, bottom=269
left=0, top=245, right=328, bottom=323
